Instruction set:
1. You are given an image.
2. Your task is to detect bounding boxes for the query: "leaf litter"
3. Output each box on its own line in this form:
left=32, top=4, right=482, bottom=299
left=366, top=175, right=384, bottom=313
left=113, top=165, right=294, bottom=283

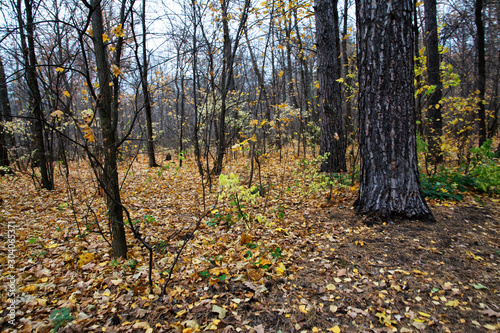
left=0, top=151, right=499, bottom=332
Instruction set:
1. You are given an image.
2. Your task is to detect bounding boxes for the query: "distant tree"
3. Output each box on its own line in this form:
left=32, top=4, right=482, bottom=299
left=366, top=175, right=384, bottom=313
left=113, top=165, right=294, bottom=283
left=16, top=0, right=53, bottom=190
left=132, top=0, right=158, bottom=168
left=475, top=0, right=486, bottom=147
left=314, top=0, right=346, bottom=173
left=354, top=0, right=434, bottom=221
left=0, top=57, right=12, bottom=174
left=424, top=0, right=443, bottom=163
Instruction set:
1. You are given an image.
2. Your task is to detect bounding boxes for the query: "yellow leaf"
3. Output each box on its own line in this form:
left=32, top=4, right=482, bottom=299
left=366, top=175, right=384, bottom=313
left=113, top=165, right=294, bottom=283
left=276, top=263, right=286, bottom=275
left=328, top=326, right=341, bottom=333
left=418, top=312, right=431, bottom=317
left=63, top=91, right=70, bottom=98
left=111, top=24, right=125, bottom=38
left=112, top=64, right=122, bottom=77
left=45, top=243, right=59, bottom=249
left=250, top=134, right=257, bottom=142
left=55, top=67, right=65, bottom=73
left=102, top=34, right=109, bottom=42
left=87, top=27, right=93, bottom=37
left=299, top=304, right=308, bottom=314
left=278, top=70, right=284, bottom=77
left=231, top=143, right=241, bottom=151
left=444, top=300, right=459, bottom=307
left=413, top=269, right=427, bottom=275
left=20, top=284, right=37, bottom=293
left=326, top=284, right=336, bottom=291
left=78, top=252, right=95, bottom=266
left=79, top=124, right=95, bottom=142
left=336, top=78, right=344, bottom=83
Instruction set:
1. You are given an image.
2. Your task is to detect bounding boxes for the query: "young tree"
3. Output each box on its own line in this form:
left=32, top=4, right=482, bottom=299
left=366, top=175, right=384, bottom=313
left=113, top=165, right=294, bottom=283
left=88, top=0, right=128, bottom=258
left=425, top=0, right=443, bottom=163
left=354, top=0, right=434, bottom=221
left=314, top=0, right=346, bottom=172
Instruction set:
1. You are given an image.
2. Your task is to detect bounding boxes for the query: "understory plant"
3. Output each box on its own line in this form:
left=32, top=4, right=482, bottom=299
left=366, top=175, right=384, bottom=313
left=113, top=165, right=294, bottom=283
left=217, top=173, right=265, bottom=227
left=420, top=139, right=500, bottom=200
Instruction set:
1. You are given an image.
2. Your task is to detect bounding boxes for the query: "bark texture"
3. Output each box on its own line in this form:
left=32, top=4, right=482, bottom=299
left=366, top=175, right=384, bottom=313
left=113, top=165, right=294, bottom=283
left=354, top=0, right=434, bottom=221
left=424, top=0, right=443, bottom=163
left=314, top=0, right=346, bottom=173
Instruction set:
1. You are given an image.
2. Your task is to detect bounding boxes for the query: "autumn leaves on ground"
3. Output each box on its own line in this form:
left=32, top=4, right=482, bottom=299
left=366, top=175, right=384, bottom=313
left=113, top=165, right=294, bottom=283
left=1, top=150, right=499, bottom=333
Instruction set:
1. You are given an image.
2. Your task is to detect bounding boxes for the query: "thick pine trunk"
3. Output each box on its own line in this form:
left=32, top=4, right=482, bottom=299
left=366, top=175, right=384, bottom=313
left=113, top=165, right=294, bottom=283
left=354, top=0, right=434, bottom=221
left=425, top=0, right=443, bottom=163
left=314, top=0, right=346, bottom=173
left=91, top=0, right=127, bottom=258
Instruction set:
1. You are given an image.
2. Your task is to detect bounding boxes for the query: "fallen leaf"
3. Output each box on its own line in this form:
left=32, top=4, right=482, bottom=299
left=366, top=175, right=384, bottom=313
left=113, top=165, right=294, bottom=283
left=212, top=305, right=227, bottom=319
left=481, top=308, right=500, bottom=318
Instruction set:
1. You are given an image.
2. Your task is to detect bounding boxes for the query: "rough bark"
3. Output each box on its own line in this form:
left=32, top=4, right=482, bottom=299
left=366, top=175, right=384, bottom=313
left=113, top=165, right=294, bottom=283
left=354, top=0, right=434, bottom=221
left=90, top=0, right=127, bottom=258
left=425, top=0, right=443, bottom=163
left=475, top=0, right=486, bottom=147
left=314, top=0, right=346, bottom=173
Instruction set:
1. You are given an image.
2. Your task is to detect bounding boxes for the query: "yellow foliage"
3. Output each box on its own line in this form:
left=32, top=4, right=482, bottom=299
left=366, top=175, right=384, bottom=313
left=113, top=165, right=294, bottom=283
left=78, top=252, right=95, bottom=266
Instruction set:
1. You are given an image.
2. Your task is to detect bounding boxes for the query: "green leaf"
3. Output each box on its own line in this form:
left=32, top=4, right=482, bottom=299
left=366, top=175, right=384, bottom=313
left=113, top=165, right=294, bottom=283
left=470, top=283, right=488, bottom=290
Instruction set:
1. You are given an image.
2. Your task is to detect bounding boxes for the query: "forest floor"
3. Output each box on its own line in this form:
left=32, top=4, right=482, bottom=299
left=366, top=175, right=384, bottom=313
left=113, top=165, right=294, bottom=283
left=0, top=151, right=499, bottom=333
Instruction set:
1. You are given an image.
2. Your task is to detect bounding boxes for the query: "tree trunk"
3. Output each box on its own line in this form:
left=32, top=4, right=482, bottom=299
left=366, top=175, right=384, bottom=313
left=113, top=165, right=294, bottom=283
left=475, top=0, right=486, bottom=147
left=314, top=0, right=346, bottom=173
left=20, top=0, right=53, bottom=190
left=90, top=0, right=127, bottom=258
left=354, top=0, right=434, bottom=221
left=425, top=0, right=443, bottom=163
left=140, top=0, right=158, bottom=167
left=0, top=57, right=12, bottom=174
